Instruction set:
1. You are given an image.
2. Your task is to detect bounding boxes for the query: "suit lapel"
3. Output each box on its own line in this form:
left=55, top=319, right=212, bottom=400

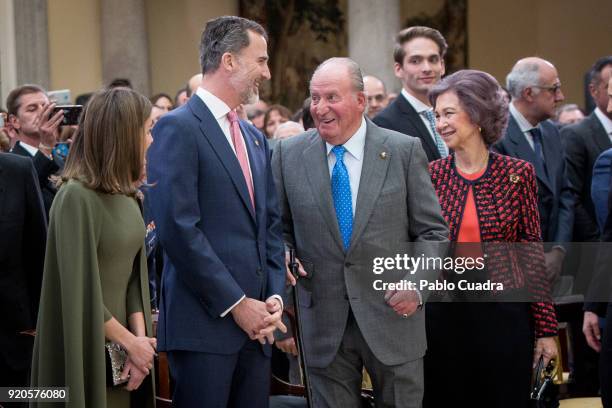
left=302, top=136, right=345, bottom=252
left=397, top=95, right=439, bottom=160
left=348, top=121, right=389, bottom=253
left=506, top=116, right=553, bottom=192
left=188, top=97, right=256, bottom=222
left=587, top=113, right=612, bottom=152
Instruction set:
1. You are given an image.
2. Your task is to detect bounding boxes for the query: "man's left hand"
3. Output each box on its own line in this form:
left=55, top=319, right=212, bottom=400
left=384, top=289, right=419, bottom=317
left=544, top=248, right=565, bottom=282
left=256, top=297, right=287, bottom=344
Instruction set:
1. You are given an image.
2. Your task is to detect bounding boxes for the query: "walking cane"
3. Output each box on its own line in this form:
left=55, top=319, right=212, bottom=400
left=289, top=248, right=314, bottom=408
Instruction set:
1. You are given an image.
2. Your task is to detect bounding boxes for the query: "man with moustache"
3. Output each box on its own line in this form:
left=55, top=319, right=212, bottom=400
left=147, top=16, right=286, bottom=407
left=373, top=26, right=449, bottom=162
left=272, top=57, right=448, bottom=407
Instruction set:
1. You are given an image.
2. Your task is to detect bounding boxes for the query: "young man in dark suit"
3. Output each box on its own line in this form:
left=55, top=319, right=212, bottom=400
left=373, top=26, right=449, bottom=162
left=147, top=16, right=286, bottom=407
left=0, top=153, right=47, bottom=400
left=6, top=85, right=63, bottom=215
left=561, top=56, right=612, bottom=243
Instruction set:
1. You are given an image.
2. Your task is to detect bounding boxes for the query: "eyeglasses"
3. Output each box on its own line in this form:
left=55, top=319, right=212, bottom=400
left=534, top=83, right=562, bottom=94
left=367, top=94, right=386, bottom=103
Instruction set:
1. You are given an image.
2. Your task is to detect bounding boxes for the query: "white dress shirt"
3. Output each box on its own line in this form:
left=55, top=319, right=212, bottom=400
left=509, top=101, right=539, bottom=150
left=326, top=116, right=367, bottom=216
left=594, top=107, right=612, bottom=142
left=195, top=87, right=254, bottom=179
left=400, top=89, right=449, bottom=156
left=18, top=141, right=39, bottom=156
left=195, top=87, right=281, bottom=316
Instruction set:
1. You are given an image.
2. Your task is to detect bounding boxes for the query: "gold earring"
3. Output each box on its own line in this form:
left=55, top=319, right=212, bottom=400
left=478, top=126, right=482, bottom=132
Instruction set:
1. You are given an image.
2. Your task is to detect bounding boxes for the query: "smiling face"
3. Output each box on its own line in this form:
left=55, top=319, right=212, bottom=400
left=394, top=37, right=445, bottom=100
left=309, top=63, right=366, bottom=146
left=434, top=91, right=480, bottom=151
left=229, top=30, right=271, bottom=105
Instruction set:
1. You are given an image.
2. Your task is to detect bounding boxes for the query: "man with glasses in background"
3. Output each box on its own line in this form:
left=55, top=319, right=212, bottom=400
left=495, top=57, right=573, bottom=286
left=363, top=75, right=389, bottom=119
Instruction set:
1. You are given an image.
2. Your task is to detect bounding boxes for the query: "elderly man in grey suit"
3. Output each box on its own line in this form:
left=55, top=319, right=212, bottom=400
left=272, top=57, right=448, bottom=407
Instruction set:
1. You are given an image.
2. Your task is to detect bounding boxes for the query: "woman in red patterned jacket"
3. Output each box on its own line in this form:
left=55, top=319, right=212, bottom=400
left=423, top=70, right=558, bottom=408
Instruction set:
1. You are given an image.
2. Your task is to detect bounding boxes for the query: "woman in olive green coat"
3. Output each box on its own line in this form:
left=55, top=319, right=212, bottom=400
left=31, top=88, right=156, bottom=407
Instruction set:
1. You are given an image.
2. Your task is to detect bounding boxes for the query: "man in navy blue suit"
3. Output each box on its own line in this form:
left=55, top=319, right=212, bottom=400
left=147, top=16, right=286, bottom=407
left=495, top=57, right=574, bottom=282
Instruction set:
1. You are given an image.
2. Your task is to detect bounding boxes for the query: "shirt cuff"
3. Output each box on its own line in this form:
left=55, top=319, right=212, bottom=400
left=220, top=295, right=246, bottom=317
left=269, top=294, right=284, bottom=310
left=551, top=245, right=566, bottom=254
left=415, top=288, right=423, bottom=310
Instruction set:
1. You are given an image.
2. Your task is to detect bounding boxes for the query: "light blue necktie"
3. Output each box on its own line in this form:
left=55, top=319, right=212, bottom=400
left=423, top=109, right=448, bottom=158
left=331, top=145, right=353, bottom=250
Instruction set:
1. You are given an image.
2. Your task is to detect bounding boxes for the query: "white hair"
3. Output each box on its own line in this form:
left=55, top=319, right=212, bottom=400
left=273, top=121, right=304, bottom=140
left=506, top=62, right=541, bottom=99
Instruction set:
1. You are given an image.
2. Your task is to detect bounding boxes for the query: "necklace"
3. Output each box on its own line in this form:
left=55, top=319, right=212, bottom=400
left=455, top=151, right=489, bottom=174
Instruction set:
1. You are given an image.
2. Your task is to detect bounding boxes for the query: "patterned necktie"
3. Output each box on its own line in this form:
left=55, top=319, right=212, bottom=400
left=227, top=110, right=255, bottom=208
left=423, top=109, right=448, bottom=158
left=331, top=145, right=353, bottom=250
left=529, top=127, right=548, bottom=177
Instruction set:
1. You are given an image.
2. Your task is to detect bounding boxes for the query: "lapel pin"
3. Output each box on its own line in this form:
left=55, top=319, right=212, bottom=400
left=509, top=174, right=520, bottom=184
left=254, top=139, right=260, bottom=146
left=380, top=152, right=387, bottom=159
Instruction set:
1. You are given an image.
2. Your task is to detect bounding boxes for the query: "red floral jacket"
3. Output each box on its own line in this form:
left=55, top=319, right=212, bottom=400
left=429, top=152, right=557, bottom=337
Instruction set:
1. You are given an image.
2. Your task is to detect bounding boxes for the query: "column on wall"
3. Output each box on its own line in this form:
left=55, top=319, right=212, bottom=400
left=101, top=0, right=151, bottom=96
left=348, top=0, right=400, bottom=93
left=13, top=0, right=50, bottom=89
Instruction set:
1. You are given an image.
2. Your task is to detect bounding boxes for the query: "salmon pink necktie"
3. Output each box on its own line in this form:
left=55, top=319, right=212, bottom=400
left=227, top=110, right=255, bottom=209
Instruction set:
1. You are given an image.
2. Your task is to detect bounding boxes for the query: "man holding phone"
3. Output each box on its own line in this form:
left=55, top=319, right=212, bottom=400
left=6, top=84, right=64, bottom=215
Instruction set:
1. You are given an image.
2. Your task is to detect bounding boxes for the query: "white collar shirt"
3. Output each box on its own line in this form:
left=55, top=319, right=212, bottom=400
left=325, top=116, right=367, bottom=216
left=509, top=101, right=540, bottom=150
left=594, top=107, right=612, bottom=142
left=195, top=86, right=253, bottom=174
left=400, top=89, right=449, bottom=155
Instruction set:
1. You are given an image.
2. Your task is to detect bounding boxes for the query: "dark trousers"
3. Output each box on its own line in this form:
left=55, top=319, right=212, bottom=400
left=167, top=340, right=270, bottom=408
left=424, top=302, right=534, bottom=408
left=602, top=304, right=612, bottom=408
left=0, top=333, right=33, bottom=408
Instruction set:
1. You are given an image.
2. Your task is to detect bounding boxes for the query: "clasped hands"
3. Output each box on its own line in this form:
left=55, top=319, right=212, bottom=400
left=122, top=335, right=157, bottom=391
left=232, top=297, right=287, bottom=344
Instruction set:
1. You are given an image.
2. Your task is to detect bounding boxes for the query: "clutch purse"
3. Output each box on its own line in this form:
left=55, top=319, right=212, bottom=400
left=530, top=356, right=559, bottom=408
left=105, top=342, right=129, bottom=387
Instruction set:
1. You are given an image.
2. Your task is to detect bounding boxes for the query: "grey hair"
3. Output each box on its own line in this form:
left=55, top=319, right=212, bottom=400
left=506, top=62, right=542, bottom=99
left=199, top=16, right=267, bottom=75
left=312, top=57, right=364, bottom=92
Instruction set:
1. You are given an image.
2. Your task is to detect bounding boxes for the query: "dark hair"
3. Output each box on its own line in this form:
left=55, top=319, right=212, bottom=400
left=151, top=93, right=173, bottom=108
left=429, top=69, right=508, bottom=147
left=263, top=105, right=292, bottom=137
left=6, top=84, right=46, bottom=116
left=60, top=88, right=151, bottom=196
left=200, top=16, right=267, bottom=75
left=108, top=78, right=133, bottom=89
left=393, top=26, right=448, bottom=65
left=589, top=56, right=612, bottom=86
left=301, top=97, right=314, bottom=130
left=75, top=92, right=93, bottom=107
left=174, top=87, right=188, bottom=105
